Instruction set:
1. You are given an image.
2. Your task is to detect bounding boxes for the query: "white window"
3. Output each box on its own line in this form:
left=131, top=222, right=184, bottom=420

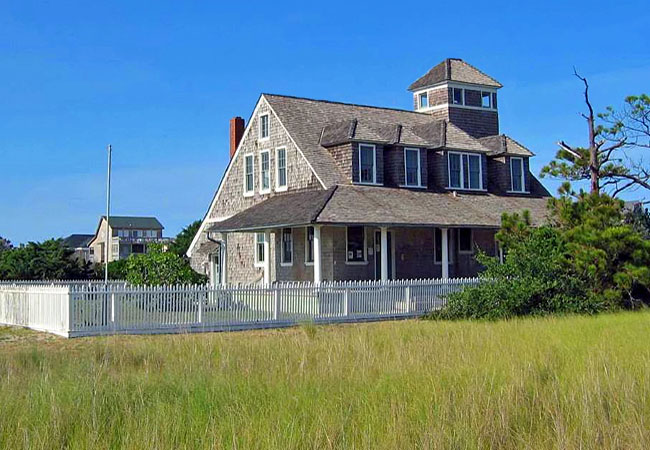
left=452, top=87, right=464, bottom=105
left=448, top=152, right=483, bottom=190
left=281, top=228, right=293, bottom=265
left=254, top=232, right=266, bottom=266
left=510, top=157, right=525, bottom=192
left=244, top=154, right=254, bottom=195
left=458, top=228, right=473, bottom=254
left=419, top=92, right=428, bottom=109
left=346, top=226, right=366, bottom=263
left=259, top=150, right=270, bottom=194
left=259, top=113, right=270, bottom=140
left=404, top=148, right=421, bottom=187
left=305, top=226, right=314, bottom=264
left=276, top=147, right=287, bottom=191
left=111, top=243, right=119, bottom=257
left=358, top=144, right=376, bottom=184
left=481, top=91, right=492, bottom=108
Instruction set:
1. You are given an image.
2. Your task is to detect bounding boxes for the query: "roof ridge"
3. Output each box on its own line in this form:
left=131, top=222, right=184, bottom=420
left=262, top=93, right=428, bottom=116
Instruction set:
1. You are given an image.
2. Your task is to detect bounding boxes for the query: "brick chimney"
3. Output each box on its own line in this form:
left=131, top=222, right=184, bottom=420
left=229, top=117, right=245, bottom=159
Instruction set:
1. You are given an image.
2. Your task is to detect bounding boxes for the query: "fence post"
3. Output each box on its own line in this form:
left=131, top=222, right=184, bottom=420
left=405, top=285, right=411, bottom=313
left=344, top=287, right=349, bottom=317
left=110, top=292, right=116, bottom=331
left=273, top=288, right=280, bottom=321
left=198, top=287, right=203, bottom=325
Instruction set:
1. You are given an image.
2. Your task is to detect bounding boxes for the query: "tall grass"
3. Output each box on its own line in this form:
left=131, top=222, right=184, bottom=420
left=1, top=312, right=650, bottom=449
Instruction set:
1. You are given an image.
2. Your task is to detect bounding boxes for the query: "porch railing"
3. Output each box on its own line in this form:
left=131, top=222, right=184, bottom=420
left=0, top=278, right=481, bottom=337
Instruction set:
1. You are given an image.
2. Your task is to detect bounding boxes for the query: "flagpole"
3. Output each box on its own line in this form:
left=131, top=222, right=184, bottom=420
left=104, top=144, right=112, bottom=284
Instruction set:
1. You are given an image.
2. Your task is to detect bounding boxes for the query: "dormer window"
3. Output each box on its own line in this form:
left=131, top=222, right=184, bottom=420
left=419, top=92, right=428, bottom=109
left=452, top=87, right=464, bottom=105
left=358, top=143, right=376, bottom=184
left=259, top=113, right=270, bottom=140
left=404, top=148, right=422, bottom=187
left=510, top=157, right=525, bottom=192
left=448, top=151, right=482, bottom=190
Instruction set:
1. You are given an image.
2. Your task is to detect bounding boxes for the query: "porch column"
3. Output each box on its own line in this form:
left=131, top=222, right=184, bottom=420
left=313, top=225, right=322, bottom=285
left=263, top=230, right=271, bottom=285
left=441, top=227, right=449, bottom=279
left=221, top=233, right=228, bottom=286
left=380, top=226, right=388, bottom=282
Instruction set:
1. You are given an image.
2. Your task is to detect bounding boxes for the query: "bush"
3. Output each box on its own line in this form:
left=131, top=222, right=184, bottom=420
left=125, top=244, right=206, bottom=286
left=436, top=227, right=599, bottom=320
left=434, top=193, right=650, bottom=320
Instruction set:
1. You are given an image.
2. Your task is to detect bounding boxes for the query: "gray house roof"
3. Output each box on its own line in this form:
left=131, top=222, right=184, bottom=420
left=62, top=234, right=94, bottom=249
left=479, top=135, right=535, bottom=157
left=209, top=185, right=550, bottom=233
left=265, top=94, right=497, bottom=188
left=102, top=216, right=164, bottom=230
left=408, top=58, right=503, bottom=91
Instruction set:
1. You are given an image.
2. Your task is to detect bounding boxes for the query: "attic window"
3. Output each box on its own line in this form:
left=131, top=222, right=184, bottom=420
left=452, top=88, right=464, bottom=105
left=481, top=91, right=492, bottom=108
left=419, top=92, right=428, bottom=109
left=259, top=113, right=270, bottom=140
left=358, top=144, right=376, bottom=184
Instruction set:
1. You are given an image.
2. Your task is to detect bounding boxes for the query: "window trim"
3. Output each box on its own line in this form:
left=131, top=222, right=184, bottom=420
left=418, top=92, right=428, bottom=109
left=275, top=147, right=288, bottom=192
left=481, top=91, right=492, bottom=109
left=357, top=143, right=377, bottom=185
left=345, top=226, right=368, bottom=265
left=254, top=232, right=266, bottom=267
left=280, top=228, right=293, bottom=266
left=258, top=113, right=270, bottom=141
left=304, top=226, right=314, bottom=266
left=259, top=149, right=271, bottom=195
left=509, top=157, right=526, bottom=193
left=403, top=147, right=422, bottom=187
left=447, top=151, right=484, bottom=191
left=452, top=87, right=464, bottom=106
left=243, top=153, right=255, bottom=197
left=458, top=228, right=474, bottom=255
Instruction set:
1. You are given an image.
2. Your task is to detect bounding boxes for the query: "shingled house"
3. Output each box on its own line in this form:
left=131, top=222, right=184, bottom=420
left=187, top=58, right=551, bottom=285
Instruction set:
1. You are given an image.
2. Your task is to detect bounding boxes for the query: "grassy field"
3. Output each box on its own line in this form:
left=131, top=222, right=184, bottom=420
left=1, top=313, right=650, bottom=449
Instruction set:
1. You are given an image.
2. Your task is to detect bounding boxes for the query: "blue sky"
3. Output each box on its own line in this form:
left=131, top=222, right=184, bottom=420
left=1, top=1, right=649, bottom=244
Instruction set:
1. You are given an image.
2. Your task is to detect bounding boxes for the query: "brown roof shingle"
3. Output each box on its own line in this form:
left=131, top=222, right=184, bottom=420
left=209, top=185, right=550, bottom=232
left=408, top=58, right=503, bottom=91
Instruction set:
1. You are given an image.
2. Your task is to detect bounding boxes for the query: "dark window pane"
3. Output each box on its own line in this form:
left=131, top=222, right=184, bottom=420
left=459, top=229, right=472, bottom=252
left=306, top=227, right=314, bottom=263
left=511, top=158, right=523, bottom=191
left=347, top=226, right=365, bottom=262
left=449, top=153, right=461, bottom=188
left=405, top=149, right=419, bottom=185
left=359, top=145, right=375, bottom=183
left=468, top=155, right=481, bottom=189
left=282, top=228, right=292, bottom=263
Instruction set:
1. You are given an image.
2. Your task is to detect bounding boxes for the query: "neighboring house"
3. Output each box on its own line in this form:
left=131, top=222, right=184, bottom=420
left=88, top=216, right=171, bottom=263
left=187, top=58, right=552, bottom=285
left=62, top=234, right=95, bottom=263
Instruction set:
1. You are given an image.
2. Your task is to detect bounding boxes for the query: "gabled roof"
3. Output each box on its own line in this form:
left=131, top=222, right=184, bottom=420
left=479, top=135, right=535, bottom=157
left=62, top=234, right=94, bottom=249
left=408, top=58, right=503, bottom=91
left=101, top=216, right=164, bottom=229
left=208, top=185, right=550, bottom=233
left=266, top=94, right=492, bottom=172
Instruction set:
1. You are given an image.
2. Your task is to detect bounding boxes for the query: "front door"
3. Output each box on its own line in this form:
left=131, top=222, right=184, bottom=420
left=374, top=231, right=393, bottom=280
left=209, top=250, right=221, bottom=286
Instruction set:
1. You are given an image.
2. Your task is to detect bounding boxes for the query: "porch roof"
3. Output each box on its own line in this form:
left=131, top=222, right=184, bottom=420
left=207, top=185, right=551, bottom=233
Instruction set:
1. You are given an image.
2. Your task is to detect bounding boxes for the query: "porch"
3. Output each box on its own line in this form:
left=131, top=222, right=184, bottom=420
left=207, top=224, right=497, bottom=286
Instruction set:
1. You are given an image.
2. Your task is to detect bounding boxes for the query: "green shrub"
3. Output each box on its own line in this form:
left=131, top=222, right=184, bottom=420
left=435, top=193, right=650, bottom=320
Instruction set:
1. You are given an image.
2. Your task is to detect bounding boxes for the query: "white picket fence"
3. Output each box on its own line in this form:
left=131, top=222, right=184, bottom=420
left=0, top=278, right=480, bottom=337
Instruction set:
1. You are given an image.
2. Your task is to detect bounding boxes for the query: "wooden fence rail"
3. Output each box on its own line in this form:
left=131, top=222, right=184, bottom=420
left=0, top=278, right=480, bottom=337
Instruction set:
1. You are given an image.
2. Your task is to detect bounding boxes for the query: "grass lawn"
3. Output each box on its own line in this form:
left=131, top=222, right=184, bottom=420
left=1, top=312, right=650, bottom=449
